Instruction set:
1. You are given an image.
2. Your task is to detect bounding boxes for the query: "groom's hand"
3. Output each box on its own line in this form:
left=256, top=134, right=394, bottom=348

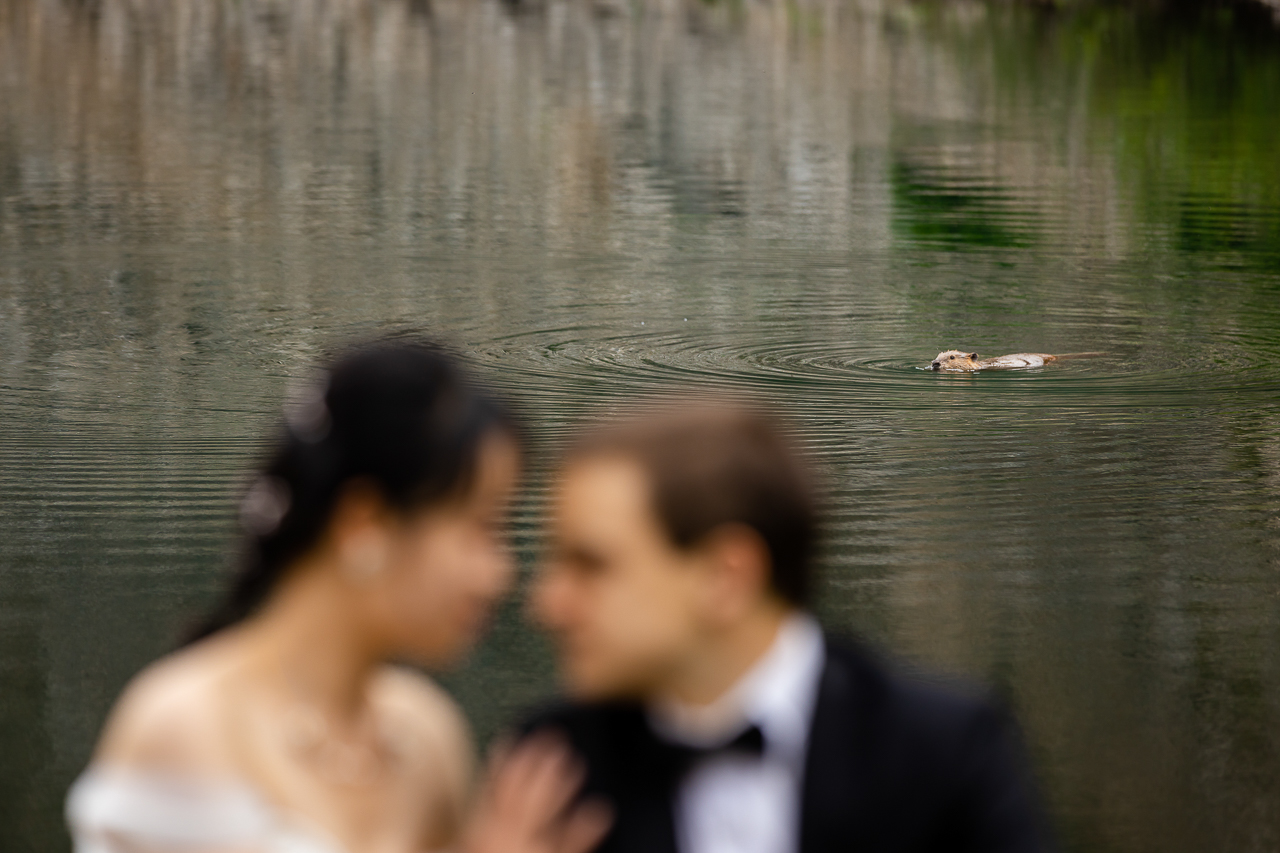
left=463, top=732, right=612, bottom=853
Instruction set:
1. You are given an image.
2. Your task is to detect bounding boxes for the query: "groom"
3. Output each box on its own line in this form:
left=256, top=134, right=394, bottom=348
left=524, top=402, right=1053, bottom=853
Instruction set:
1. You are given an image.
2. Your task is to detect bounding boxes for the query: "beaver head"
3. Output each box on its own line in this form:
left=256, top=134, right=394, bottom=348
left=930, top=350, right=981, bottom=371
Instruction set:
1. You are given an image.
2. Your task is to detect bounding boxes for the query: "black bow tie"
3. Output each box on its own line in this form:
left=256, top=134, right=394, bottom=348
left=660, top=724, right=766, bottom=777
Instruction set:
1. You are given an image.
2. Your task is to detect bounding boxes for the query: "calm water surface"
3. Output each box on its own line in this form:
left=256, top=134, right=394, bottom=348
left=2, top=1, right=1279, bottom=850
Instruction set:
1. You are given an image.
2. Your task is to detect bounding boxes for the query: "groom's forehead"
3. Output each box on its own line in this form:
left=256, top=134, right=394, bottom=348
left=556, top=455, right=662, bottom=536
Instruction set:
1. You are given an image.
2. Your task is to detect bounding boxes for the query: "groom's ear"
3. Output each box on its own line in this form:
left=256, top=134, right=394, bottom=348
left=696, top=523, right=773, bottom=625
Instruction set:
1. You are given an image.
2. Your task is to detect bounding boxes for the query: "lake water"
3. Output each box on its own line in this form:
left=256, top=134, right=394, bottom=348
left=2, top=0, right=1279, bottom=850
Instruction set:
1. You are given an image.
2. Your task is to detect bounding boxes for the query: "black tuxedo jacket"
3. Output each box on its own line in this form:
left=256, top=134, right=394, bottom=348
left=522, top=636, right=1053, bottom=853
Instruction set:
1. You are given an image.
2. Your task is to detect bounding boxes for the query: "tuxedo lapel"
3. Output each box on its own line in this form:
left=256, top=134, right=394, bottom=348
left=607, top=787, right=679, bottom=853
left=798, top=639, right=879, bottom=853
left=796, top=639, right=1055, bottom=853
left=571, top=705, right=682, bottom=853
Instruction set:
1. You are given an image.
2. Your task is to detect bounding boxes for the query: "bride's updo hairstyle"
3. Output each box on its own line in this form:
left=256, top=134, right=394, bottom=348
left=190, top=336, right=515, bottom=643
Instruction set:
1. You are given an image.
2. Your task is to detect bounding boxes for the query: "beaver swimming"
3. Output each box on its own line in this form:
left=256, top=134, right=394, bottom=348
left=929, top=350, right=1104, bottom=372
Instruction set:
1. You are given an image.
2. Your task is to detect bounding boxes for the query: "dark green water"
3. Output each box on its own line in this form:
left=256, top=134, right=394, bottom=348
left=2, top=0, right=1279, bottom=850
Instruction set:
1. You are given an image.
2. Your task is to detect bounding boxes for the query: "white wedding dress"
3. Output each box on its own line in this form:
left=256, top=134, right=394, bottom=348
left=67, top=765, right=347, bottom=853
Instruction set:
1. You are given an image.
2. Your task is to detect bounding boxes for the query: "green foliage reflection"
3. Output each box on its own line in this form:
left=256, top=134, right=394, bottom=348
left=929, top=0, right=1280, bottom=272
left=891, top=161, right=1037, bottom=251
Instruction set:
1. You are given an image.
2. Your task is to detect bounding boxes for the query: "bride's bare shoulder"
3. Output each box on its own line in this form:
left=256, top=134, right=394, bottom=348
left=372, top=666, right=475, bottom=792
left=93, top=637, right=241, bottom=773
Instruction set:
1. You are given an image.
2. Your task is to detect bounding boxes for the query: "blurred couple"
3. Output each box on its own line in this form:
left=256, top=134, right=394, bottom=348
left=68, top=337, right=1052, bottom=853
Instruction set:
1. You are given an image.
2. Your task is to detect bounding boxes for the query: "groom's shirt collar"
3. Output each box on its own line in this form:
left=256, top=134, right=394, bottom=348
left=646, top=612, right=826, bottom=766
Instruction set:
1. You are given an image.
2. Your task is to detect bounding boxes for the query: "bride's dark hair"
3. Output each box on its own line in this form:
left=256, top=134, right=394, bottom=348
left=188, top=336, right=515, bottom=643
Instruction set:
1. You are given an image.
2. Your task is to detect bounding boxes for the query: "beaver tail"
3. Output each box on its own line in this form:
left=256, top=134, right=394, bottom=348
left=1052, top=352, right=1107, bottom=360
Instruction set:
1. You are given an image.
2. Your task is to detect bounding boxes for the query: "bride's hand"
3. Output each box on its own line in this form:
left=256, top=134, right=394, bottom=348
left=462, top=732, right=612, bottom=853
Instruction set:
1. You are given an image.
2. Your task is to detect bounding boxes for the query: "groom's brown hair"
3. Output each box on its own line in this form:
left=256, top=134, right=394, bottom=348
left=568, top=399, right=817, bottom=606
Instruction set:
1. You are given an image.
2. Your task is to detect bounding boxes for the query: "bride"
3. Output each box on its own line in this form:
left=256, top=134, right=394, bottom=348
left=67, top=338, right=608, bottom=853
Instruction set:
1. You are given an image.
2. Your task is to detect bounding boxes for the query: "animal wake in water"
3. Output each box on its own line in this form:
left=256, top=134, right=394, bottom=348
left=929, top=350, right=1105, bottom=372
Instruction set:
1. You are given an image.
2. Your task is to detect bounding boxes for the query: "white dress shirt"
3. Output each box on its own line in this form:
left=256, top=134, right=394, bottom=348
left=647, top=613, right=826, bottom=853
